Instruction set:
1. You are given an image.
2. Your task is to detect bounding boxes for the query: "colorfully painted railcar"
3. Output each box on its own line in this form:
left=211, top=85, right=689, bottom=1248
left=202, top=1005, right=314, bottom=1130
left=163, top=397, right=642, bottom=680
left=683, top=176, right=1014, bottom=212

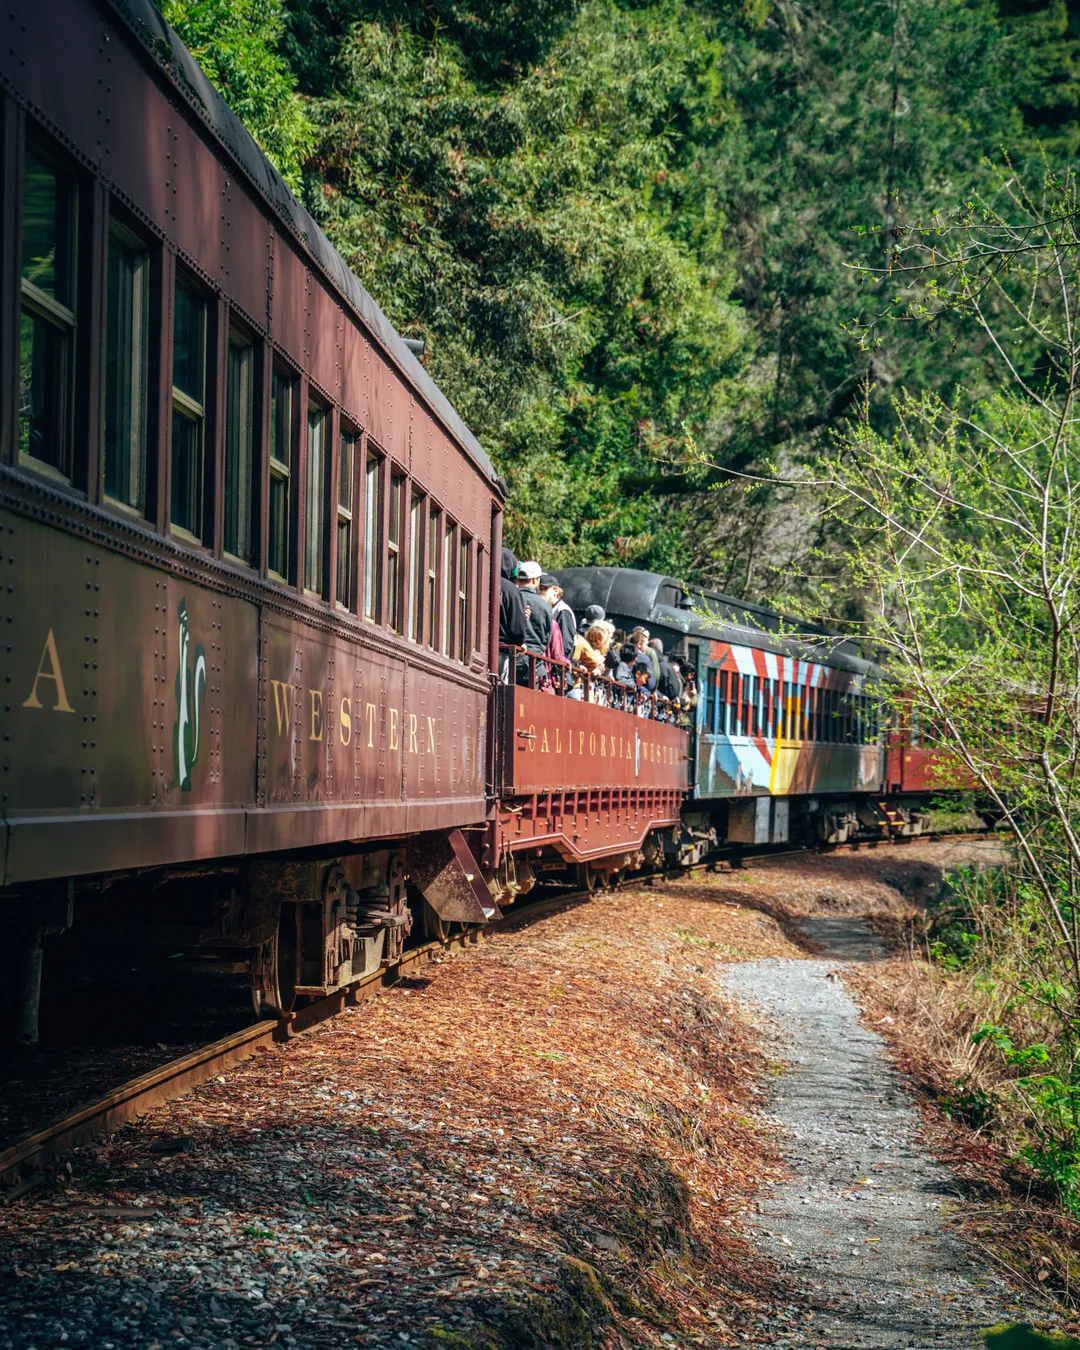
left=554, top=567, right=933, bottom=845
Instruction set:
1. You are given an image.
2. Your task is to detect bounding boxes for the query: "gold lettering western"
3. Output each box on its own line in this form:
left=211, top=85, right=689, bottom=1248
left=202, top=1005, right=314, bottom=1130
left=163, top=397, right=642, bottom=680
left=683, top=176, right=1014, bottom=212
left=270, top=680, right=295, bottom=735
left=409, top=713, right=418, bottom=754
left=23, top=628, right=75, bottom=713
left=389, top=707, right=399, bottom=751
left=366, top=701, right=376, bottom=748
left=309, top=689, right=323, bottom=742
left=339, top=696, right=352, bottom=746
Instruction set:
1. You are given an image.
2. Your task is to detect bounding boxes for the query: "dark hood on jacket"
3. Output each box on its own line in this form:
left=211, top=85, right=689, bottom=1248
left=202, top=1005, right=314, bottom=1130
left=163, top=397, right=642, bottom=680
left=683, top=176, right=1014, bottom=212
left=501, top=547, right=518, bottom=580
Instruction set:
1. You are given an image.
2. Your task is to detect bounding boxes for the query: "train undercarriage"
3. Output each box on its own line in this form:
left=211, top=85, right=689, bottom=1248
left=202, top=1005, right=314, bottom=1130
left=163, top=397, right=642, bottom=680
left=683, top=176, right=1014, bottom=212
left=0, top=791, right=953, bottom=1048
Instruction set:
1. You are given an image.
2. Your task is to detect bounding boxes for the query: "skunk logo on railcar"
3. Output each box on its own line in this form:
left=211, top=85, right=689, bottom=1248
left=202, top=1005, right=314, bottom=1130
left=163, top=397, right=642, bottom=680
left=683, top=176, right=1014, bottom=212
left=173, top=600, right=207, bottom=792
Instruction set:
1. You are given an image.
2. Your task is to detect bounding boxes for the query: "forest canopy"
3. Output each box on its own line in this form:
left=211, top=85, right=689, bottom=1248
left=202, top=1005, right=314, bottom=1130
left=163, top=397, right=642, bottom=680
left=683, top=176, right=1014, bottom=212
left=163, top=0, right=1080, bottom=602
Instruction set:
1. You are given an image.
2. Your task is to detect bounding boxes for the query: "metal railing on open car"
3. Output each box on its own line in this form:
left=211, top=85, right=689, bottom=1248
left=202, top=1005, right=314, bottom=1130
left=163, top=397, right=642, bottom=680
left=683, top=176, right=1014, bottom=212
left=499, top=645, right=682, bottom=724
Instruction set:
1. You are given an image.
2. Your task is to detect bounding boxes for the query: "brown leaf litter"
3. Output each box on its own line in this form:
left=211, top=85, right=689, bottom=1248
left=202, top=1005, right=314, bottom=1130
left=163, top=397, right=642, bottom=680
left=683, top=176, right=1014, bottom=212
left=0, top=880, right=801, bottom=1349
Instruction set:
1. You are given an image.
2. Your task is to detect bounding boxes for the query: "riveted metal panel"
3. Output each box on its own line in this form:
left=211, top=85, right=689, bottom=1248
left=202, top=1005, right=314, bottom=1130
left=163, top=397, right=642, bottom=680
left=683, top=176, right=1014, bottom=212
left=341, top=321, right=369, bottom=429
left=0, top=2, right=108, bottom=163
left=0, top=511, right=258, bottom=879
left=270, top=234, right=307, bottom=367
left=221, top=177, right=272, bottom=329
left=166, top=113, right=226, bottom=278
left=306, top=279, right=341, bottom=401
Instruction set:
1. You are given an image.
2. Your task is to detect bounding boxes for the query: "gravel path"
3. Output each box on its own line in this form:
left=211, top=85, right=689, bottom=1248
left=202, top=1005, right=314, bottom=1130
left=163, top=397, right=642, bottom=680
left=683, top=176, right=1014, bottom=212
left=720, top=918, right=1036, bottom=1349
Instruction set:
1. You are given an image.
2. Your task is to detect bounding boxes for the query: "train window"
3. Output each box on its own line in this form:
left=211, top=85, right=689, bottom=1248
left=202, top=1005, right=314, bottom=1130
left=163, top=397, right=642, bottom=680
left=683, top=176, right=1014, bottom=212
left=223, top=330, right=255, bottom=562
left=729, top=672, right=740, bottom=736
left=337, top=431, right=356, bottom=611
left=170, top=275, right=207, bottom=538
left=408, top=493, right=423, bottom=641
left=20, top=145, right=75, bottom=478
left=304, top=404, right=327, bottom=595
left=705, top=668, right=718, bottom=733
left=718, top=670, right=729, bottom=734
left=103, top=221, right=149, bottom=510
left=363, top=453, right=382, bottom=620
left=458, top=535, right=470, bottom=663
left=442, top=522, right=455, bottom=657
left=387, top=472, right=404, bottom=632
left=268, top=367, right=293, bottom=580
left=428, top=507, right=441, bottom=650
left=475, top=544, right=486, bottom=655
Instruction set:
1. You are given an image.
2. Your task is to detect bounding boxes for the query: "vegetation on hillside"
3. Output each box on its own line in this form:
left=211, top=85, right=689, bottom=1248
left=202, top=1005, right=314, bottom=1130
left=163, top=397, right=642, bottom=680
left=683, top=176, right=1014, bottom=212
left=161, top=0, right=1080, bottom=594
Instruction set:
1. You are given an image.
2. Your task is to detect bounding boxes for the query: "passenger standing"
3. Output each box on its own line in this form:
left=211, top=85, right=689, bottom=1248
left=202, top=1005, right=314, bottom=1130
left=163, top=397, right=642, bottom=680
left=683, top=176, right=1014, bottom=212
left=540, top=575, right=577, bottom=662
left=633, top=663, right=653, bottom=716
left=499, top=548, right=527, bottom=683
left=615, top=643, right=637, bottom=688
left=628, top=632, right=656, bottom=692
left=514, top=561, right=552, bottom=686
left=679, top=664, right=698, bottom=727
left=653, top=640, right=683, bottom=702
left=632, top=628, right=660, bottom=686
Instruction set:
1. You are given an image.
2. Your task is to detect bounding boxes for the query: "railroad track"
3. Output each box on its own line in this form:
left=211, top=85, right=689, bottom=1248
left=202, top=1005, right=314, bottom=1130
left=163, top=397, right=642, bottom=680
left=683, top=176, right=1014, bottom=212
left=0, top=886, right=599, bottom=1202
left=0, top=831, right=995, bottom=1203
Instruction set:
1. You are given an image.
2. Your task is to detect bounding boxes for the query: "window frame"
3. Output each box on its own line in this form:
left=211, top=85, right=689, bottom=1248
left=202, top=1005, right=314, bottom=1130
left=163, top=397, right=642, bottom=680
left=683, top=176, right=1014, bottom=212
left=222, top=321, right=256, bottom=565
left=303, top=398, right=328, bottom=598
left=335, top=425, right=358, bottom=613
left=267, top=362, right=296, bottom=583
left=18, top=138, right=77, bottom=483
left=168, top=269, right=208, bottom=543
left=427, top=506, right=442, bottom=652
left=102, top=215, right=150, bottom=515
left=386, top=469, right=405, bottom=633
left=442, top=519, right=455, bottom=658
left=363, top=448, right=383, bottom=623
left=457, top=533, right=470, bottom=663
left=408, top=490, right=424, bottom=642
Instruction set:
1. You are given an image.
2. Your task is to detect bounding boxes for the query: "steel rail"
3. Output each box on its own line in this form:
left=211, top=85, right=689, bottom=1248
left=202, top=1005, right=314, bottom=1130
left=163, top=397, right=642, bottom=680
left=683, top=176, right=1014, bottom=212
left=0, top=889, right=598, bottom=1200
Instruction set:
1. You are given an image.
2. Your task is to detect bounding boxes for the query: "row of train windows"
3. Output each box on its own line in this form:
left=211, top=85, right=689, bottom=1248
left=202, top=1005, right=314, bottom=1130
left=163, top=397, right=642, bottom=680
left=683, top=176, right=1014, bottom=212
left=702, top=669, right=880, bottom=745
left=18, top=140, right=482, bottom=661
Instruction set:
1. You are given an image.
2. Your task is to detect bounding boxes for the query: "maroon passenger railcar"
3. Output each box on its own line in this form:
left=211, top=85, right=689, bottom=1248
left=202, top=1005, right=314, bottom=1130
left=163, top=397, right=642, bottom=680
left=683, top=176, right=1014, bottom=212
left=0, top=0, right=515, bottom=1038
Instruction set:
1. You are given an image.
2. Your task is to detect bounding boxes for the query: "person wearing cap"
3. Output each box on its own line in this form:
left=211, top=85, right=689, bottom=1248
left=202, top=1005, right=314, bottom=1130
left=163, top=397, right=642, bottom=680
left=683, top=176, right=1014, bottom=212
left=539, top=574, right=577, bottom=665
left=514, top=561, right=552, bottom=684
left=581, top=603, right=605, bottom=630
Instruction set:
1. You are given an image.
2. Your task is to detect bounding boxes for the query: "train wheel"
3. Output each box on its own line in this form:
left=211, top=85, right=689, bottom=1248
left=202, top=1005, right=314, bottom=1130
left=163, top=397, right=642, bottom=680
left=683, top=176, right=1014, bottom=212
left=420, top=897, right=453, bottom=943
left=250, top=908, right=299, bottom=1017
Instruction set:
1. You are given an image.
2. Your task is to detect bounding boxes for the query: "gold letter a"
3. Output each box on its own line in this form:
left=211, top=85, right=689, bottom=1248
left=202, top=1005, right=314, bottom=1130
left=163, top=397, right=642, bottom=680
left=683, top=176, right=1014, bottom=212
left=23, top=628, right=75, bottom=713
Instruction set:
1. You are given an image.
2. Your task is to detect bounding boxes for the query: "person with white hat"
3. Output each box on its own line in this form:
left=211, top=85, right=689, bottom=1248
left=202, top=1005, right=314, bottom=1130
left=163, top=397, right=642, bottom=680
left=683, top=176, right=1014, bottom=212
left=514, top=561, right=552, bottom=684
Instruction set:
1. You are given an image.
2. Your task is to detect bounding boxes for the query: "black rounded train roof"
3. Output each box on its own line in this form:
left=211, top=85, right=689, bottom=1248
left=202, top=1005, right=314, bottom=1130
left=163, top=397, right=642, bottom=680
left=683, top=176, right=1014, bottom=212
left=552, top=567, right=880, bottom=678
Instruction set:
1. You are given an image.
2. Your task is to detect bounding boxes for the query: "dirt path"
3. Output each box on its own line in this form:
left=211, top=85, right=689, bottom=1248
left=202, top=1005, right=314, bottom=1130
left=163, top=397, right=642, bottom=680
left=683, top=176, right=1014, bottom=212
left=721, top=915, right=1038, bottom=1348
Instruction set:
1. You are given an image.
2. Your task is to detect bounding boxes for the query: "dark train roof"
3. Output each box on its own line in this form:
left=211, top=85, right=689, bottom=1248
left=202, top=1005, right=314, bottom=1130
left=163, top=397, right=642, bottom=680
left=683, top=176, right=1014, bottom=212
left=108, top=0, right=499, bottom=490
left=553, top=567, right=880, bottom=677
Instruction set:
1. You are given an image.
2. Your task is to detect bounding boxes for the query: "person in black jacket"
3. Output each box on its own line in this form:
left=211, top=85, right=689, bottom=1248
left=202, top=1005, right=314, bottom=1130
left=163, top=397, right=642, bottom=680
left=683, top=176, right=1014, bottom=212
left=499, top=548, right=527, bottom=682
left=514, top=560, right=553, bottom=685
left=653, top=639, right=683, bottom=702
